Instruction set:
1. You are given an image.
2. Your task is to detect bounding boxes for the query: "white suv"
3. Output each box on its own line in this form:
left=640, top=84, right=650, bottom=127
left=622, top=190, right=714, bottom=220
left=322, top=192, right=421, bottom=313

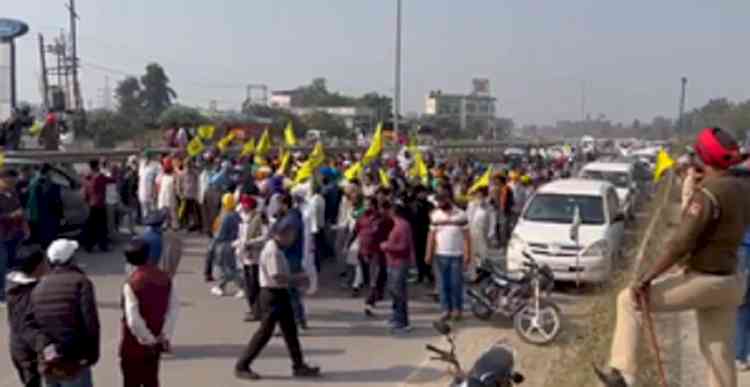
left=507, top=179, right=626, bottom=284
left=579, top=161, right=638, bottom=220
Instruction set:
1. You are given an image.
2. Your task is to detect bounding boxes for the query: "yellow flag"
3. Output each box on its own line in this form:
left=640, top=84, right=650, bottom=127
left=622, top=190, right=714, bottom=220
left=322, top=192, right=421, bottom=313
left=284, top=121, right=297, bottom=146
left=468, top=168, right=492, bottom=194
left=217, top=132, right=236, bottom=153
left=254, top=129, right=272, bottom=164
left=362, top=123, right=383, bottom=165
left=240, top=137, right=256, bottom=157
left=277, top=151, right=291, bottom=175
left=379, top=168, right=391, bottom=187
left=0, top=153, right=5, bottom=168
left=29, top=121, right=43, bottom=136
left=409, top=145, right=429, bottom=180
left=344, top=161, right=363, bottom=181
left=308, top=142, right=325, bottom=165
left=294, top=142, right=326, bottom=184
left=198, top=125, right=215, bottom=140
left=186, top=136, right=204, bottom=157
left=653, top=149, right=675, bottom=182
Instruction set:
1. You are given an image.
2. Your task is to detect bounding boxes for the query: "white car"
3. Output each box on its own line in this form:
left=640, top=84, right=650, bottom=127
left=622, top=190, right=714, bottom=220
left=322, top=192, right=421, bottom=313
left=507, top=179, right=626, bottom=284
left=579, top=161, right=638, bottom=219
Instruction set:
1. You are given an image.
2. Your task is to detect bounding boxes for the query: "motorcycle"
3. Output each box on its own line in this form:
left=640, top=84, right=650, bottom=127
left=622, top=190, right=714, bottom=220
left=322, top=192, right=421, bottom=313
left=426, top=320, right=525, bottom=387
left=466, top=252, right=561, bottom=345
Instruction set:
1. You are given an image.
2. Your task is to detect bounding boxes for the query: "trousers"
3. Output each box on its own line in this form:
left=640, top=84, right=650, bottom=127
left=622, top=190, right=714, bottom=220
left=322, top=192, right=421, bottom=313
left=243, top=265, right=260, bottom=316
left=121, top=352, right=161, bottom=387
left=83, top=206, right=109, bottom=251
left=235, top=288, right=304, bottom=370
left=388, top=265, right=410, bottom=327
left=362, top=253, right=387, bottom=306
left=609, top=271, right=747, bottom=387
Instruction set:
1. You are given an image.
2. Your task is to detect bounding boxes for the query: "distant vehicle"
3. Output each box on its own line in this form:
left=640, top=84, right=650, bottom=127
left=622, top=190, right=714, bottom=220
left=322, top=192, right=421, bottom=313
left=507, top=179, right=626, bottom=284
left=5, top=158, right=89, bottom=238
left=630, top=147, right=661, bottom=171
left=579, top=161, right=638, bottom=220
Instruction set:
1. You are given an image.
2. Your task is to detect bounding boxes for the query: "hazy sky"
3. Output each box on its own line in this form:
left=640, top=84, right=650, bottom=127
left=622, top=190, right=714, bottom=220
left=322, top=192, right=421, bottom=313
left=8, top=0, right=750, bottom=126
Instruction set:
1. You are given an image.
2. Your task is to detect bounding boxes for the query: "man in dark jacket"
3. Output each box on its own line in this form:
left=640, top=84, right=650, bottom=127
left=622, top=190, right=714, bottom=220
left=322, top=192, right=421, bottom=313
left=31, top=238, right=100, bottom=387
left=26, top=164, right=63, bottom=249
left=6, top=249, right=48, bottom=387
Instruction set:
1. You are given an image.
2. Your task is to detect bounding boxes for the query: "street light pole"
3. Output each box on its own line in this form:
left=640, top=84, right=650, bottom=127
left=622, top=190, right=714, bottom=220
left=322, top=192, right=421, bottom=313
left=393, top=0, right=402, bottom=136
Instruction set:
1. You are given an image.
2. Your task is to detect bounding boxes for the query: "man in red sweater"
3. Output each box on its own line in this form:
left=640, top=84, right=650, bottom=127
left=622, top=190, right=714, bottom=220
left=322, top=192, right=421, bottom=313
left=83, top=160, right=114, bottom=252
left=355, top=197, right=393, bottom=317
left=120, top=239, right=179, bottom=387
left=380, top=199, right=415, bottom=334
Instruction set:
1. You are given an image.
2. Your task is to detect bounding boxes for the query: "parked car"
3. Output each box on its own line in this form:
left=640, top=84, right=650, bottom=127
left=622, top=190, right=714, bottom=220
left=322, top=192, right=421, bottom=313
left=5, top=157, right=89, bottom=238
left=578, top=161, right=639, bottom=220
left=507, top=179, right=626, bottom=284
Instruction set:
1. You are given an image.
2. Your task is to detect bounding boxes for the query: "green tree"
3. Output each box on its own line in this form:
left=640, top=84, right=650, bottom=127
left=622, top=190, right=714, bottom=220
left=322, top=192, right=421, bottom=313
left=140, top=63, right=177, bottom=126
left=358, top=92, right=393, bottom=123
left=115, top=76, right=143, bottom=118
left=87, top=108, right=133, bottom=148
left=300, top=111, right=351, bottom=140
left=158, top=104, right=207, bottom=127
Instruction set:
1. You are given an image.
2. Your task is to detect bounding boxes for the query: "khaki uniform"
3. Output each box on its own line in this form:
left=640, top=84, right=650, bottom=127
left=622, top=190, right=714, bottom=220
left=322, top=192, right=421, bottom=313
left=610, top=175, right=750, bottom=387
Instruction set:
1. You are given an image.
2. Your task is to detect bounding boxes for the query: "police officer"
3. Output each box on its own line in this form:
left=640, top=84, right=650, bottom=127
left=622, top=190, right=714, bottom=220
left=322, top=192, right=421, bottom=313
left=595, top=127, right=750, bottom=387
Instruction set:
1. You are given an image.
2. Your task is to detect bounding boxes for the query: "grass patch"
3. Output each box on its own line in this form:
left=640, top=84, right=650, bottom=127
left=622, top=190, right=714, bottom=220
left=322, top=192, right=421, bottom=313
left=545, top=178, right=675, bottom=387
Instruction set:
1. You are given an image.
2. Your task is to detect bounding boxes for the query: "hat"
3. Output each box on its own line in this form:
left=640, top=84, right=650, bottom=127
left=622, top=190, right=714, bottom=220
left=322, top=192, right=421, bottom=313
left=47, top=239, right=79, bottom=265
left=144, top=209, right=168, bottom=226
left=239, top=194, right=257, bottom=210
left=222, top=193, right=236, bottom=211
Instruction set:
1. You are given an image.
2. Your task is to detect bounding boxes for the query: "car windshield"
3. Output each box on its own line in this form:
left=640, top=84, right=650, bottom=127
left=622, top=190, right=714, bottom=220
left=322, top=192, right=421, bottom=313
left=523, top=194, right=605, bottom=225
left=581, top=170, right=630, bottom=188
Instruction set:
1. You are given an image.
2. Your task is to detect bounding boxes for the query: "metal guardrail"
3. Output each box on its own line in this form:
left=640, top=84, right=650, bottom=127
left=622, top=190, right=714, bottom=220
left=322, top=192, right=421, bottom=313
left=4, top=140, right=562, bottom=163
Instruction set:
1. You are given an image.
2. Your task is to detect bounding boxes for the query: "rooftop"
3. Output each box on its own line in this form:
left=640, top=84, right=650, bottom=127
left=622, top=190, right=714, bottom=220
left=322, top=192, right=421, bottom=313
left=537, top=178, right=613, bottom=196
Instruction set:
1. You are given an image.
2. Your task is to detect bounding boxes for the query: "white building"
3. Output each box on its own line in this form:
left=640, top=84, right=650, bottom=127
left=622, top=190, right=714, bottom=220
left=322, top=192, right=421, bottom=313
left=424, top=79, right=497, bottom=131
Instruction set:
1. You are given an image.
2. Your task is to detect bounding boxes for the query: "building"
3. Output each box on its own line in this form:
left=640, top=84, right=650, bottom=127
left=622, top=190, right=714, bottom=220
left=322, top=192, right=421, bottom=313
left=424, top=79, right=497, bottom=131
left=270, top=89, right=374, bottom=131
left=290, top=106, right=374, bottom=130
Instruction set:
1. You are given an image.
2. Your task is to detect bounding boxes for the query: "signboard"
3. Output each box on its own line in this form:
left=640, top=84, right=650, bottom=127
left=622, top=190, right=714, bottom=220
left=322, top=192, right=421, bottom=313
left=0, top=19, right=29, bottom=41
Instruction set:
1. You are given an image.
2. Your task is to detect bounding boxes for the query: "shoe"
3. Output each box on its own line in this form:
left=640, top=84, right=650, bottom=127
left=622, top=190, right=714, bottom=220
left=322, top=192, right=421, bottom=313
left=293, top=364, right=321, bottom=378
left=737, top=360, right=750, bottom=372
left=210, top=286, right=225, bottom=297
left=234, top=290, right=245, bottom=299
left=298, top=321, right=309, bottom=331
left=243, top=313, right=260, bottom=322
left=364, top=306, right=375, bottom=318
left=204, top=275, right=215, bottom=283
left=235, top=368, right=261, bottom=380
left=592, top=364, right=629, bottom=387
left=391, top=325, right=413, bottom=334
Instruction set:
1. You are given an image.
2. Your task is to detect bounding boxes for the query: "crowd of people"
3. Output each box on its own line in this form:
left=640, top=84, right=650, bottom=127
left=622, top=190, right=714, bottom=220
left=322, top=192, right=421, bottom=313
left=0, top=132, right=583, bottom=386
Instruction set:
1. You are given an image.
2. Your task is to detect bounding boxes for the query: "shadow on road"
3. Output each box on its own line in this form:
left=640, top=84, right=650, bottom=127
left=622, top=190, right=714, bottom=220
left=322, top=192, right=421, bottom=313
left=165, top=344, right=346, bottom=360
left=257, top=365, right=443, bottom=384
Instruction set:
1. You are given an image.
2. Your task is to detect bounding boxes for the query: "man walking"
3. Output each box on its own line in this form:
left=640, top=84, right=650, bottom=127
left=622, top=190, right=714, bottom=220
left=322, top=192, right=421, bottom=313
left=594, top=128, right=750, bottom=387
left=6, top=250, right=48, bottom=387
left=234, top=223, right=320, bottom=380
left=355, top=197, right=394, bottom=317
left=273, top=193, right=309, bottom=329
left=83, top=160, right=114, bottom=253
left=380, top=200, right=415, bottom=333
left=120, top=239, right=179, bottom=387
left=176, top=159, right=201, bottom=232
left=32, top=239, right=100, bottom=387
left=26, top=164, right=63, bottom=249
left=0, top=169, right=29, bottom=305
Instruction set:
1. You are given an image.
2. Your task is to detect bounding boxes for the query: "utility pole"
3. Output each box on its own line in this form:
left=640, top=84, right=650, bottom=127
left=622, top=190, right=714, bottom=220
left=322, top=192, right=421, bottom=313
left=103, top=75, right=111, bottom=110
left=66, top=0, right=82, bottom=111
left=580, top=80, right=586, bottom=122
left=38, top=34, right=49, bottom=109
left=393, top=0, right=402, bottom=135
left=678, top=77, right=687, bottom=133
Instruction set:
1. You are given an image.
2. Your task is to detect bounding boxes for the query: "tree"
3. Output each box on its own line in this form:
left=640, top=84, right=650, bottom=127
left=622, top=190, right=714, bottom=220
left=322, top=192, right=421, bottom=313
left=87, top=108, right=133, bottom=148
left=300, top=111, right=351, bottom=140
left=158, top=105, right=207, bottom=127
left=358, top=92, right=393, bottom=124
left=140, top=63, right=177, bottom=126
left=115, top=76, right=143, bottom=118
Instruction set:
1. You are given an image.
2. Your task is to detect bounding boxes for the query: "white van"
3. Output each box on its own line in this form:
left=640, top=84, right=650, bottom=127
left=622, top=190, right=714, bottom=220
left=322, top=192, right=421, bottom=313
left=579, top=161, right=638, bottom=219
left=507, top=179, right=625, bottom=283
